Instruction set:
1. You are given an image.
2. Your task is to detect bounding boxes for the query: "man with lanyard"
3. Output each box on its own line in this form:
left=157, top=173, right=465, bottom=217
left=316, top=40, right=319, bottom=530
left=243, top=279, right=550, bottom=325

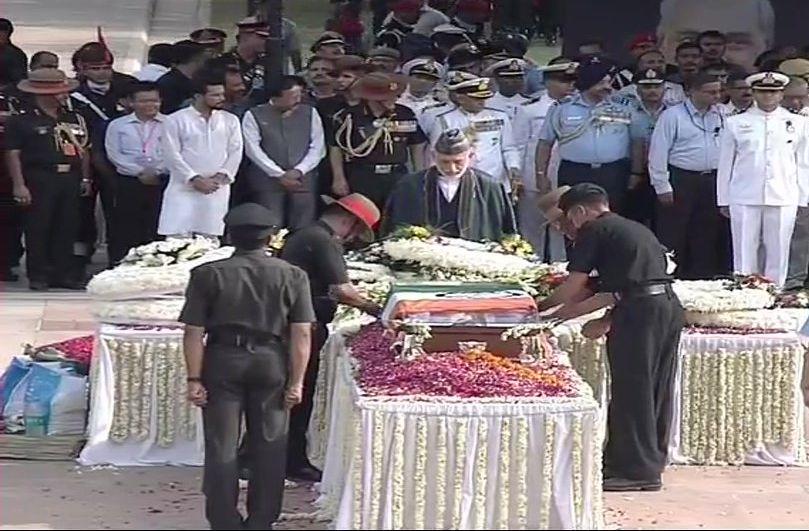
left=538, top=183, right=684, bottom=492
left=718, top=72, right=809, bottom=287
left=649, top=71, right=729, bottom=279
left=330, top=72, right=427, bottom=210
left=430, top=71, right=521, bottom=194
left=398, top=58, right=444, bottom=115
left=280, top=193, right=383, bottom=481
left=7, top=69, right=91, bottom=291
left=627, top=69, right=669, bottom=231
left=514, top=57, right=577, bottom=259
left=180, top=202, right=316, bottom=529
left=104, top=81, right=168, bottom=263
left=382, top=128, right=516, bottom=240
left=719, top=71, right=753, bottom=117
left=220, top=17, right=270, bottom=104
left=535, top=59, right=633, bottom=213
left=486, top=58, right=529, bottom=122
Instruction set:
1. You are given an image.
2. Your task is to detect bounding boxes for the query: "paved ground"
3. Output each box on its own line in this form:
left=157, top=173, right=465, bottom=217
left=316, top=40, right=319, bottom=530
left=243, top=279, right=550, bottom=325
left=2, top=281, right=809, bottom=529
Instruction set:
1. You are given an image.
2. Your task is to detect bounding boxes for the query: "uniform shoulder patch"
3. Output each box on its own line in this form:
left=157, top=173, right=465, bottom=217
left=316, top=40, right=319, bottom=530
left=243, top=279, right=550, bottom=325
left=522, top=95, right=543, bottom=105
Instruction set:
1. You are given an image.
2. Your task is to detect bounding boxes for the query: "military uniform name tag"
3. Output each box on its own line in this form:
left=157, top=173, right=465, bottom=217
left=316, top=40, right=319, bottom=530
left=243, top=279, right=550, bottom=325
left=472, top=119, right=504, bottom=132
left=390, top=120, right=417, bottom=133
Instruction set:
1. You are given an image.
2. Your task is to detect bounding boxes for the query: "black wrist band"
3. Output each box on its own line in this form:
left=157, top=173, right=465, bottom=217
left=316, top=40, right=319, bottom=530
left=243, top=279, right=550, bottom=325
left=187, top=377, right=202, bottom=383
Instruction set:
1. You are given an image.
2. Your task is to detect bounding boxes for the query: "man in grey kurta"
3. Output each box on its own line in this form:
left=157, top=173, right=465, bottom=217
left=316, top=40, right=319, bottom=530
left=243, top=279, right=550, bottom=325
left=242, top=76, right=326, bottom=229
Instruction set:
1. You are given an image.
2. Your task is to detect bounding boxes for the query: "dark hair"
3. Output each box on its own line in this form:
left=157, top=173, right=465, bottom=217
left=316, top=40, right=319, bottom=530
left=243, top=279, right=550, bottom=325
left=635, top=48, right=664, bottom=65
left=268, top=75, right=307, bottom=98
left=172, top=41, right=206, bottom=66
left=192, top=68, right=225, bottom=95
left=754, top=49, right=781, bottom=68
left=697, top=30, right=726, bottom=46
left=0, top=18, right=13, bottom=35
left=558, top=184, right=609, bottom=212
left=686, top=71, right=720, bottom=91
left=726, top=70, right=749, bottom=84
left=29, top=51, right=57, bottom=69
left=578, top=39, right=604, bottom=50
left=202, top=56, right=242, bottom=82
left=675, top=41, right=702, bottom=56
left=147, top=43, right=175, bottom=67
left=307, top=55, right=335, bottom=69
left=128, top=80, right=160, bottom=98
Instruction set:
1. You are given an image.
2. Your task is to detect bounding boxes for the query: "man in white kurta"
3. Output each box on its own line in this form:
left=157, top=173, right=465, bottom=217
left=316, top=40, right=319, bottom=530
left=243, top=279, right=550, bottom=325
left=428, top=72, right=521, bottom=191
left=717, top=72, right=809, bottom=286
left=158, top=81, right=243, bottom=237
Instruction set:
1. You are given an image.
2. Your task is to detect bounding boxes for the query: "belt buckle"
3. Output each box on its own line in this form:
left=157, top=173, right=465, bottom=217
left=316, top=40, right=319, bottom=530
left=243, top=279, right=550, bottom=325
left=56, top=164, right=71, bottom=173
left=375, top=164, right=393, bottom=174
left=590, top=163, right=602, bottom=169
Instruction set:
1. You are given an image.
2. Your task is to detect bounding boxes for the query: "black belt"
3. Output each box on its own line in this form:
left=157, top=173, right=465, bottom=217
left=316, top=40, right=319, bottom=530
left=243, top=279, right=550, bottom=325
left=28, top=164, right=78, bottom=174
left=670, top=166, right=716, bottom=176
left=350, top=162, right=407, bottom=175
left=616, top=283, right=670, bottom=300
left=561, top=159, right=627, bottom=169
left=207, top=329, right=280, bottom=348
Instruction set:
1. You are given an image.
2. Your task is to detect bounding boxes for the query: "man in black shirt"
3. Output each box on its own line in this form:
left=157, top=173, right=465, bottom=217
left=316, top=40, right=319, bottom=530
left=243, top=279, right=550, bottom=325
left=0, top=19, right=28, bottom=84
left=538, top=183, right=684, bottom=492
left=158, top=41, right=208, bottom=114
left=6, top=69, right=91, bottom=290
left=330, top=72, right=427, bottom=210
left=180, top=202, right=315, bottom=530
left=280, top=192, right=383, bottom=481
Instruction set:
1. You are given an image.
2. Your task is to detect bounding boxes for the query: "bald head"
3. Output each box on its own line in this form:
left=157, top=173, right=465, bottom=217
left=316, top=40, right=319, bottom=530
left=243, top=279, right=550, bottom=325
left=782, top=76, right=809, bottom=113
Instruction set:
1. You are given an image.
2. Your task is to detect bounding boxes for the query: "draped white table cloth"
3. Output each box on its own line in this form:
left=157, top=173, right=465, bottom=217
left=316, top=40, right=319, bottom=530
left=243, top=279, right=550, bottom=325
left=312, top=333, right=604, bottom=530
left=79, top=325, right=204, bottom=466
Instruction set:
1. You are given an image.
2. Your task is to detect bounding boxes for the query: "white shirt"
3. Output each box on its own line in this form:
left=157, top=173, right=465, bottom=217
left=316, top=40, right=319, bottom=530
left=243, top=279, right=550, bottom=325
left=398, top=90, right=441, bottom=116
left=618, top=81, right=686, bottom=108
left=437, top=175, right=461, bottom=202
left=242, top=105, right=325, bottom=178
left=134, top=64, right=169, bottom=82
left=488, top=92, right=529, bottom=121
left=430, top=106, right=521, bottom=189
left=719, top=101, right=753, bottom=117
left=513, top=93, right=556, bottom=190
left=105, top=113, right=168, bottom=176
left=717, top=106, right=809, bottom=207
left=158, top=106, right=243, bottom=236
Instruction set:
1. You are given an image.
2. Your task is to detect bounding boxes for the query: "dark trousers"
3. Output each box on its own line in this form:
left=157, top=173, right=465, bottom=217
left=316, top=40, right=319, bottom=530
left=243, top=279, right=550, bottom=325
left=0, top=197, right=23, bottom=272
left=605, top=289, right=684, bottom=481
left=558, top=159, right=630, bottom=214
left=657, top=167, right=731, bottom=280
left=254, top=174, right=317, bottom=231
left=785, top=206, right=809, bottom=290
left=287, top=309, right=330, bottom=472
left=202, top=343, right=288, bottom=530
left=24, top=169, right=81, bottom=284
left=624, top=177, right=658, bottom=233
left=110, top=175, right=163, bottom=265
left=346, top=165, right=406, bottom=212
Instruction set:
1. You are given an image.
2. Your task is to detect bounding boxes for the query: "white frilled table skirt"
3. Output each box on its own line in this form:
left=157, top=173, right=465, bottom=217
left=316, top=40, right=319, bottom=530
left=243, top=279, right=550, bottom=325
left=79, top=324, right=204, bottom=466
left=311, top=332, right=604, bottom=530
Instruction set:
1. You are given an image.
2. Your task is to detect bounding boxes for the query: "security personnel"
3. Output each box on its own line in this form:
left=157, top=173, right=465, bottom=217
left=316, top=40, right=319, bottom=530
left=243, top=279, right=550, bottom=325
left=536, top=59, right=633, bottom=213
left=180, top=202, right=316, bottom=530
left=330, top=72, right=427, bottom=210
left=280, top=193, right=383, bottom=481
left=627, top=69, right=670, bottom=230
left=221, top=17, right=270, bottom=103
left=538, top=183, right=684, bottom=492
left=6, top=69, right=90, bottom=291
left=190, top=27, right=228, bottom=57
left=485, top=58, right=528, bottom=121
left=398, top=58, right=444, bottom=115
left=718, top=72, right=809, bottom=287
left=430, top=71, right=521, bottom=192
left=514, top=58, right=577, bottom=260
left=0, top=69, right=23, bottom=281
left=648, top=71, right=728, bottom=280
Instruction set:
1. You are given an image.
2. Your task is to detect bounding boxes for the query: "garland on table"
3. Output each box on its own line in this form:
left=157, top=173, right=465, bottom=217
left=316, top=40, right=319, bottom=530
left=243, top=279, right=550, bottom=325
left=672, top=276, right=775, bottom=313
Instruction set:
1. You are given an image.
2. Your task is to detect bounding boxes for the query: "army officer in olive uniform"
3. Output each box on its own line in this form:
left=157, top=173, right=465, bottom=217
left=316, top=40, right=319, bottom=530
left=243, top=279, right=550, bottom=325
left=538, top=184, right=684, bottom=492
left=180, top=203, right=316, bottom=530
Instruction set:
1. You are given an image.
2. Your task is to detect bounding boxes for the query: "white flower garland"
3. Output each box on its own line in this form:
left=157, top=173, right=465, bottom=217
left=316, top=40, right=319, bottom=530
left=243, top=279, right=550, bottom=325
left=684, top=308, right=808, bottom=332
left=92, top=298, right=186, bottom=325
left=673, top=280, right=775, bottom=313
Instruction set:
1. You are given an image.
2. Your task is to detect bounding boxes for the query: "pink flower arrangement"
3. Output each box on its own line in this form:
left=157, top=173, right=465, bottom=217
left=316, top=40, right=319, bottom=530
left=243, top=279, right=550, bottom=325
left=348, top=324, right=578, bottom=399
left=31, top=336, right=95, bottom=366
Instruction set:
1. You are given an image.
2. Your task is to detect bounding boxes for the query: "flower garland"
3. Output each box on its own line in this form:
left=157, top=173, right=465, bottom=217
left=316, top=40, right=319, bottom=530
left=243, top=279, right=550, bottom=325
left=672, top=279, right=775, bottom=313
left=497, top=418, right=511, bottom=530
left=92, top=298, right=186, bottom=325
left=684, top=309, right=808, bottom=332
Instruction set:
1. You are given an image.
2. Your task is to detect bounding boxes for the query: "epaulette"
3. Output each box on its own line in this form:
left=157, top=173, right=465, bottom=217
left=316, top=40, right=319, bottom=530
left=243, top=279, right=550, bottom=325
left=522, top=94, right=544, bottom=106
left=422, top=101, right=449, bottom=113
left=483, top=107, right=509, bottom=116
left=434, top=105, right=455, bottom=118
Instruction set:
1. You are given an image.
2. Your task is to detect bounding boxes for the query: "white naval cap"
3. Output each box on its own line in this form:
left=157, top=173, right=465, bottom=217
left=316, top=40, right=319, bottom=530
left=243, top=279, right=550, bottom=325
left=484, top=57, right=527, bottom=77
left=746, top=71, right=790, bottom=91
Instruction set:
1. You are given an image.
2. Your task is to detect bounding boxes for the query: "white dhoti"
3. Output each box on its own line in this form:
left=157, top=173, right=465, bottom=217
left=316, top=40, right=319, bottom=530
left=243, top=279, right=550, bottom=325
left=729, top=204, right=798, bottom=286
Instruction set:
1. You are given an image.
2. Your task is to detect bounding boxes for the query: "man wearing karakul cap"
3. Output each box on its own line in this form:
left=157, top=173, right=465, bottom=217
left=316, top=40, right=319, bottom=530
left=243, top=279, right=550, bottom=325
left=382, top=128, right=516, bottom=241
left=536, top=58, right=633, bottom=213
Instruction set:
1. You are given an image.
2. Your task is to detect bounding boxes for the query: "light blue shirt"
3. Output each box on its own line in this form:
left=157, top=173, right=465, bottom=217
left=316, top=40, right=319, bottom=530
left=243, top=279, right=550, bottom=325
left=539, top=94, right=632, bottom=164
left=630, top=102, right=668, bottom=143
left=648, top=99, right=725, bottom=194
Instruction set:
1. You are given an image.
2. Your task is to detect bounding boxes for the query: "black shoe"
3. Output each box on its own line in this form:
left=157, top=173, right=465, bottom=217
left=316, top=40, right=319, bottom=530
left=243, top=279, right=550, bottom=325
left=603, top=477, right=662, bottom=492
left=29, top=280, right=49, bottom=291
left=287, top=465, right=322, bottom=483
left=0, top=270, right=19, bottom=282
left=50, top=279, right=87, bottom=290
